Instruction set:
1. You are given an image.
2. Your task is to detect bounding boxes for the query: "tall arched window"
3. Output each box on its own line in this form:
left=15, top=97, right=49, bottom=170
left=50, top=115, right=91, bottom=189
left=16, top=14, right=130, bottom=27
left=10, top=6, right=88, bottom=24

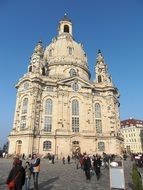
left=22, top=98, right=28, bottom=114
left=95, top=103, right=102, bottom=133
left=95, top=103, right=101, bottom=118
left=98, top=75, right=102, bottom=83
left=64, top=25, right=69, bottom=33
left=43, top=141, right=52, bottom=150
left=20, top=98, right=28, bottom=129
left=44, top=99, right=53, bottom=132
left=72, top=100, right=79, bottom=132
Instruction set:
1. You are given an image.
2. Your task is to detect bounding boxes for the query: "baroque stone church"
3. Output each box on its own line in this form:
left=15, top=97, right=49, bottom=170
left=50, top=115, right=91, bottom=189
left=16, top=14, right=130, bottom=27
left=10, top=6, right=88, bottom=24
left=8, top=15, right=123, bottom=157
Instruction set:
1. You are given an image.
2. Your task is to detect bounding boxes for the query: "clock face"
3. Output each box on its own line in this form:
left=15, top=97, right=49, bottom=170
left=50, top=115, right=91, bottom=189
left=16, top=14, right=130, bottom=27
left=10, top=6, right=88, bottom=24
left=98, top=68, right=102, bottom=73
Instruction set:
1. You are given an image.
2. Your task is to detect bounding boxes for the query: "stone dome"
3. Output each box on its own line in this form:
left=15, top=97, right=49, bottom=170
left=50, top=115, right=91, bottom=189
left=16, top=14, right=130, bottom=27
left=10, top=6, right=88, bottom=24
left=44, top=16, right=90, bottom=81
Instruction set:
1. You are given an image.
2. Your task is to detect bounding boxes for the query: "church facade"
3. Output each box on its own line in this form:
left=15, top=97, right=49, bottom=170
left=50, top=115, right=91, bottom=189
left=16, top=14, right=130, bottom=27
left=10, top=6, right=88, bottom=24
left=8, top=15, right=123, bottom=157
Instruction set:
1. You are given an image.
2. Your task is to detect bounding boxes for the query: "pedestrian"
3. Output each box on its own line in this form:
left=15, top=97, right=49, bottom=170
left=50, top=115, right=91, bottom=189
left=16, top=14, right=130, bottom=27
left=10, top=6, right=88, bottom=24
left=93, top=155, right=102, bottom=180
left=31, top=154, right=40, bottom=190
left=67, top=155, right=70, bottom=164
left=6, top=157, right=25, bottom=190
left=51, top=154, right=55, bottom=164
left=83, top=155, right=91, bottom=180
left=2, top=152, right=6, bottom=158
left=24, top=161, right=31, bottom=190
left=62, top=157, right=65, bottom=164
left=22, top=153, right=25, bottom=160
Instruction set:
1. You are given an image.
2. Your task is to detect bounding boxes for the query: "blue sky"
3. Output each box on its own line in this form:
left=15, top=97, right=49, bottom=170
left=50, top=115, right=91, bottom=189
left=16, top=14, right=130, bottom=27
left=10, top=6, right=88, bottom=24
left=0, top=0, right=143, bottom=147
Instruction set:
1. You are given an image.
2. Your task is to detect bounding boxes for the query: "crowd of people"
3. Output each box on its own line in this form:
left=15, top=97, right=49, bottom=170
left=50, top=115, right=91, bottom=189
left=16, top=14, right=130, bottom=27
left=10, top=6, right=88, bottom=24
left=5, top=152, right=115, bottom=190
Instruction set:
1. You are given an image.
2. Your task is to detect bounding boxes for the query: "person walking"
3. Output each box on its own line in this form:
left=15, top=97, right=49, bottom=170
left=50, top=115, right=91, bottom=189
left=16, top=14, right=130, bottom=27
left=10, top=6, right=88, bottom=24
left=51, top=154, right=55, bottom=164
left=24, top=161, right=31, bottom=190
left=6, top=157, right=25, bottom=190
left=93, top=155, right=102, bottom=180
left=31, top=154, right=40, bottom=190
left=67, top=155, right=70, bottom=164
left=83, top=155, right=91, bottom=180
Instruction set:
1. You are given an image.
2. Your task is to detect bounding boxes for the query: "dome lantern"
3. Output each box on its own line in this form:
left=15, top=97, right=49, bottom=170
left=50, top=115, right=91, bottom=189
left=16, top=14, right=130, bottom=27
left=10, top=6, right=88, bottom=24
left=58, top=13, right=73, bottom=36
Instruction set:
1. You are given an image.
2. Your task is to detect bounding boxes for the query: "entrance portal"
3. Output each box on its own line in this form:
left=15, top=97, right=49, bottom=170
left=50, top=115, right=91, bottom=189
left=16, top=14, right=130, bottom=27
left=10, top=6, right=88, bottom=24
left=16, top=140, right=22, bottom=155
left=72, top=141, right=80, bottom=157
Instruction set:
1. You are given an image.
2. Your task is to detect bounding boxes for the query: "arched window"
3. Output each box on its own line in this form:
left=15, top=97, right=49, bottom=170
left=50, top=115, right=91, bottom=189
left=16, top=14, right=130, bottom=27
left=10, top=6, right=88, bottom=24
left=44, top=99, right=53, bottom=132
left=16, top=140, right=22, bottom=145
left=22, top=98, right=28, bottom=114
left=98, top=142, right=105, bottom=151
left=43, top=141, right=52, bottom=150
left=69, top=69, right=76, bottom=77
left=29, top=65, right=32, bottom=72
left=72, top=100, right=79, bottom=132
left=42, top=67, right=45, bottom=76
left=20, top=98, right=28, bottom=130
left=95, top=103, right=102, bottom=133
left=64, top=25, right=69, bottom=33
left=95, top=103, right=101, bottom=118
left=98, top=75, right=102, bottom=83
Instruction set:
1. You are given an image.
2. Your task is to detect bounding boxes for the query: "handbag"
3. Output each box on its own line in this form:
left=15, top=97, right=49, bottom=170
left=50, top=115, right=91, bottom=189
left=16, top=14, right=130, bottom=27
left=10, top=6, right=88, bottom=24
left=7, top=171, right=20, bottom=189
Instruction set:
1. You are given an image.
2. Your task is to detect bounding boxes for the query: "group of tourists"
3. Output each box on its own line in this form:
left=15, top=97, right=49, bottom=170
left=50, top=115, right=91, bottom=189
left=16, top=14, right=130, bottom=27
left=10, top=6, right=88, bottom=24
left=6, top=153, right=40, bottom=190
left=6, top=152, right=113, bottom=189
left=74, top=153, right=102, bottom=180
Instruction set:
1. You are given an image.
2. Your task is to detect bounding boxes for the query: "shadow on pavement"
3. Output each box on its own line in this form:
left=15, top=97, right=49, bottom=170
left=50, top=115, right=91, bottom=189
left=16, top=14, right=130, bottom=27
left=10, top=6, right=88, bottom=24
left=38, top=176, right=59, bottom=189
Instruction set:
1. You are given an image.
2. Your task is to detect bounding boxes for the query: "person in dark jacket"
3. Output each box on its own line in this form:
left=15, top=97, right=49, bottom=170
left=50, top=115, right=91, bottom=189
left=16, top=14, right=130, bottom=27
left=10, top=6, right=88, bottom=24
left=93, top=155, right=102, bottom=180
left=67, top=155, right=70, bottom=164
left=6, top=157, right=25, bottom=190
left=83, top=155, right=91, bottom=180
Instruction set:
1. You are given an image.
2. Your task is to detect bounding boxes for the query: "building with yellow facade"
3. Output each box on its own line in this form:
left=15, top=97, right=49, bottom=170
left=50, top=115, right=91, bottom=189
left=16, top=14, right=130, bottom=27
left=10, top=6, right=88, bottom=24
left=121, top=118, right=143, bottom=153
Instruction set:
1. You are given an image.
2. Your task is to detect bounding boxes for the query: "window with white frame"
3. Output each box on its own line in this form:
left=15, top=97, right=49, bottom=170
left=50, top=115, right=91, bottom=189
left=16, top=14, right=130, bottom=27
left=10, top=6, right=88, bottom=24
left=44, top=99, right=52, bottom=132
left=20, top=98, right=28, bottom=129
left=95, top=103, right=102, bottom=133
left=22, top=98, right=28, bottom=114
left=20, top=115, right=27, bottom=129
left=72, top=100, right=79, bottom=132
left=95, top=119, right=102, bottom=133
left=43, top=141, right=51, bottom=150
left=95, top=103, right=101, bottom=118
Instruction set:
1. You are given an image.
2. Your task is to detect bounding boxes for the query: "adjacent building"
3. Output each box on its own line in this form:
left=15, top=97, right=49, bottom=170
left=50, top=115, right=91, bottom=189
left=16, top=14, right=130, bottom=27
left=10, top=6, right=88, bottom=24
left=121, top=118, right=143, bottom=153
left=8, top=15, right=123, bottom=157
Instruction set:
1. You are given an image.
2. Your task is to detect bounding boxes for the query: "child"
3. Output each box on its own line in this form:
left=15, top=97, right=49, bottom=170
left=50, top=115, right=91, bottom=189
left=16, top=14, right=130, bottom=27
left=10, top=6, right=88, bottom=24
left=24, top=161, right=31, bottom=190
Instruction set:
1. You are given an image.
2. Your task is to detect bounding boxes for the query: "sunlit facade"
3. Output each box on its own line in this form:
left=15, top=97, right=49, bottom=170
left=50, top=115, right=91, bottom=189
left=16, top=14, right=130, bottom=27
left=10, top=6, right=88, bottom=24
left=8, top=15, right=123, bottom=157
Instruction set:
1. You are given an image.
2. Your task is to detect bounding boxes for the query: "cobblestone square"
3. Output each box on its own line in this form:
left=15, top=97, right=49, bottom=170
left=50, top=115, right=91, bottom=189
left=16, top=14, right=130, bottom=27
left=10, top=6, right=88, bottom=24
left=0, top=158, right=133, bottom=190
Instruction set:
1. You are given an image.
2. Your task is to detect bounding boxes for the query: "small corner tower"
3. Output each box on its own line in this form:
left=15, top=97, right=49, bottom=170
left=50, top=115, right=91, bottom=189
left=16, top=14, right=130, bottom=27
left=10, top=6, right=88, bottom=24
left=95, top=50, right=112, bottom=85
left=58, top=13, right=73, bottom=36
left=28, top=40, right=46, bottom=76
